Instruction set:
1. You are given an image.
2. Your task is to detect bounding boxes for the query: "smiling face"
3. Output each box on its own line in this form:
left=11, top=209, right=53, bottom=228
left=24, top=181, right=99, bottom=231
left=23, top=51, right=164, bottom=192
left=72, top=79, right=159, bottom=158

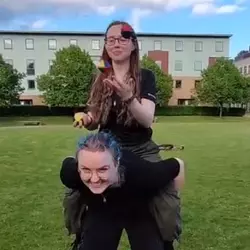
left=104, top=24, right=135, bottom=63
left=77, top=149, right=119, bottom=194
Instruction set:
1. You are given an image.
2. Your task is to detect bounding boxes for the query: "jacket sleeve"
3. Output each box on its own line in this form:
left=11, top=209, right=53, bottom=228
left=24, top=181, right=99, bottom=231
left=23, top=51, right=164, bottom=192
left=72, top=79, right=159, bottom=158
left=60, top=157, right=85, bottom=190
left=121, top=151, right=180, bottom=193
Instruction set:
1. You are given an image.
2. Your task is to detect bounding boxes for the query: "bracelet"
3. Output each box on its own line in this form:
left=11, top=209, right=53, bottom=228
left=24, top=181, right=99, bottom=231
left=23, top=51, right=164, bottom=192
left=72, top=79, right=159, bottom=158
left=123, top=95, right=136, bottom=105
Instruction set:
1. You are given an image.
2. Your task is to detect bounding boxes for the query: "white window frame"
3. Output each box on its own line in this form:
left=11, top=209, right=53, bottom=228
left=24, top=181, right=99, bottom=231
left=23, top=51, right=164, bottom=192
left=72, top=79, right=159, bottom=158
left=175, top=40, right=183, bottom=51
left=92, top=40, right=100, bottom=50
left=26, top=38, right=34, bottom=50
left=215, top=41, right=223, bottom=52
left=48, top=39, right=57, bottom=50
left=4, top=39, right=12, bottom=49
left=154, top=40, right=162, bottom=50
left=195, top=41, right=203, bottom=52
left=70, top=39, right=78, bottom=46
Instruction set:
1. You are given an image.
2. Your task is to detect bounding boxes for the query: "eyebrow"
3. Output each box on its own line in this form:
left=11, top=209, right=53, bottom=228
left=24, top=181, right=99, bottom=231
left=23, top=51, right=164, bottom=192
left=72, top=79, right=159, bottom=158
left=79, top=165, right=110, bottom=170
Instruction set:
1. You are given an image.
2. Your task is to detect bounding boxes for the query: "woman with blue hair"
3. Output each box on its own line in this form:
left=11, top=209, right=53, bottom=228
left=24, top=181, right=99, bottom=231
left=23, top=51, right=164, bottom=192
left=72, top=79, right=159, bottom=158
left=60, top=132, right=185, bottom=250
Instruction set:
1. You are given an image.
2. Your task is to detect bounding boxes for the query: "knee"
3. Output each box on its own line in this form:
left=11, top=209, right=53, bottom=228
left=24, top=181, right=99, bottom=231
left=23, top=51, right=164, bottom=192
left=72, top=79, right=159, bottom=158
left=173, top=158, right=185, bottom=190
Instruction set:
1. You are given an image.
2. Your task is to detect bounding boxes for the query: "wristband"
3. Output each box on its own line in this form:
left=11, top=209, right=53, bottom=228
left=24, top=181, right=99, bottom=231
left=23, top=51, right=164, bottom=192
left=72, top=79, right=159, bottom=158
left=123, top=95, right=136, bottom=105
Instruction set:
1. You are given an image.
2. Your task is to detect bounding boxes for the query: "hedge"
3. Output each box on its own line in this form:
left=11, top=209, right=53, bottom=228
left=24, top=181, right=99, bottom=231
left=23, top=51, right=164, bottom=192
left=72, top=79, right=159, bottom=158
left=0, top=105, right=246, bottom=117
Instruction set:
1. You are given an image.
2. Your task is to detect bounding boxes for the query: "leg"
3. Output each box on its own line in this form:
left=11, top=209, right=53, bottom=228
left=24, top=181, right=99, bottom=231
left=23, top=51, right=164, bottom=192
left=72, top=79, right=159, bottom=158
left=164, top=241, right=174, bottom=250
left=125, top=209, right=164, bottom=250
left=78, top=206, right=123, bottom=250
left=124, top=140, right=182, bottom=249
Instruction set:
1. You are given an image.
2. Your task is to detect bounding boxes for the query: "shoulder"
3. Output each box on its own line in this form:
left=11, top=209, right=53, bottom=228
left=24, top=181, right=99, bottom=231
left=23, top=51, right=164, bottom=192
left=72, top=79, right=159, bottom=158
left=139, top=68, right=156, bottom=101
left=140, top=68, right=155, bottom=80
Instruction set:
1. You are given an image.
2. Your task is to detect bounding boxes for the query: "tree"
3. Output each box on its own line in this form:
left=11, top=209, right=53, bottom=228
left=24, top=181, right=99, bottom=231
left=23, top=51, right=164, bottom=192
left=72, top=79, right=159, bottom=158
left=195, top=57, right=246, bottom=117
left=141, top=55, right=173, bottom=106
left=0, top=55, right=25, bottom=106
left=241, top=77, right=250, bottom=111
left=37, top=45, right=97, bottom=106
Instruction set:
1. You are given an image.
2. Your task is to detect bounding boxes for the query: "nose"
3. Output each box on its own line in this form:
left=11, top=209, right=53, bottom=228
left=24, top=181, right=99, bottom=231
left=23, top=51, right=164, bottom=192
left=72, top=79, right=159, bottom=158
left=114, top=39, right=120, bottom=47
left=90, top=172, right=100, bottom=183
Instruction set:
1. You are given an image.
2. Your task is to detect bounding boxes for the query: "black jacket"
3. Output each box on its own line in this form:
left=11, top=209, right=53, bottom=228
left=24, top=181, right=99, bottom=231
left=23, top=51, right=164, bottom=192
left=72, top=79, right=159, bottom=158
left=60, top=149, right=180, bottom=208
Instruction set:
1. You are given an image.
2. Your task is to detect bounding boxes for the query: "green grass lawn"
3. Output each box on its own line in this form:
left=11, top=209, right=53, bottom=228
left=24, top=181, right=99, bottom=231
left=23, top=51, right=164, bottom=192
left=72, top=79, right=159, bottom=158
left=0, top=117, right=250, bottom=250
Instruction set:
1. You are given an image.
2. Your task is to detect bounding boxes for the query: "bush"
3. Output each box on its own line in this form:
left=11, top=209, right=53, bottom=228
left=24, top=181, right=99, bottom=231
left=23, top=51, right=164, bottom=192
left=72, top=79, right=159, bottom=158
left=155, top=106, right=246, bottom=117
left=0, top=105, right=246, bottom=117
left=0, top=106, right=86, bottom=117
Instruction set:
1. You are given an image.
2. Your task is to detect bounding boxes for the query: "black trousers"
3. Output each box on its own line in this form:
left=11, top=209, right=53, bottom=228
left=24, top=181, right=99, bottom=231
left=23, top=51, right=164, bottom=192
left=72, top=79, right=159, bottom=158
left=123, top=140, right=178, bottom=250
left=77, top=204, right=167, bottom=250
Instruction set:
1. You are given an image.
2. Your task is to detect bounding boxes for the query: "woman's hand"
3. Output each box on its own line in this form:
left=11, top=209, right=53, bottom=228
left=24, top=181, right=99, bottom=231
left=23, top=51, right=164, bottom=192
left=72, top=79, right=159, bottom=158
left=73, top=112, right=92, bottom=128
left=103, top=77, right=134, bottom=101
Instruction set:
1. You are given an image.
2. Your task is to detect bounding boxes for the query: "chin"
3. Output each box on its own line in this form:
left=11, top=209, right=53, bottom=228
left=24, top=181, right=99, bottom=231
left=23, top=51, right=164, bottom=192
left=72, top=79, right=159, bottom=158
left=88, top=184, right=109, bottom=194
left=112, top=56, right=128, bottom=63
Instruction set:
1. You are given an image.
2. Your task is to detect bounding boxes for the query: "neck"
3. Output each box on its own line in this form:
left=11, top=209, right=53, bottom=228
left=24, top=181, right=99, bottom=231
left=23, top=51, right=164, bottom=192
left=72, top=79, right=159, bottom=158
left=112, top=60, right=130, bottom=77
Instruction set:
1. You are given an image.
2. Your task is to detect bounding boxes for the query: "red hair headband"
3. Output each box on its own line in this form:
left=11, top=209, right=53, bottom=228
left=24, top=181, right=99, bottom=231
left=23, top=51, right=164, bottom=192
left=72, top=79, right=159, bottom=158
left=121, top=24, right=136, bottom=39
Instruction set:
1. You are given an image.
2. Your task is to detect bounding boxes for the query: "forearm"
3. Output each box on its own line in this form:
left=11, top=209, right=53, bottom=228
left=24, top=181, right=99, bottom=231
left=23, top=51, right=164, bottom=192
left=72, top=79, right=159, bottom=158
left=127, top=98, right=154, bottom=128
left=85, top=111, right=99, bottom=131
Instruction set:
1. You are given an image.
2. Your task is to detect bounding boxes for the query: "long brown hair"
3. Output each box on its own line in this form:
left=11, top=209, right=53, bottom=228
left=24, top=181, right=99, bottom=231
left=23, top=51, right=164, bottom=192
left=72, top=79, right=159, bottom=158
left=87, top=20, right=141, bottom=126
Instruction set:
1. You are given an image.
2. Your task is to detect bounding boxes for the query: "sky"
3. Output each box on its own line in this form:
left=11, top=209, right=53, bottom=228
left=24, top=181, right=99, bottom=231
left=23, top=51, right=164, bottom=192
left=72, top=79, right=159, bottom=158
left=0, top=0, right=249, bottom=58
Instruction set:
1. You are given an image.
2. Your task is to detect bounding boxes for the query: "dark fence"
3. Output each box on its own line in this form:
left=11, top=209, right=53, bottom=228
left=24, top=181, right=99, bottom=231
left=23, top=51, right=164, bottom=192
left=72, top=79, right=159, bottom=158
left=0, top=105, right=246, bottom=117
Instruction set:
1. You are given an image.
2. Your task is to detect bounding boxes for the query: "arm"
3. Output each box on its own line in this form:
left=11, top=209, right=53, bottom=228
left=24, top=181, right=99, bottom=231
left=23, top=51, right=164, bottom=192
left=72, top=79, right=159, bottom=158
left=127, top=70, right=156, bottom=128
left=85, top=111, right=99, bottom=131
left=60, top=157, right=86, bottom=190
left=121, top=150, right=182, bottom=193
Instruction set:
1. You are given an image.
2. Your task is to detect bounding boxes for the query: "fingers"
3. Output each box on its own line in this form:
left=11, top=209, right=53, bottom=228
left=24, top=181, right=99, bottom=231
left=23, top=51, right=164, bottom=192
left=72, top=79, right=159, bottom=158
left=104, top=78, right=121, bottom=91
left=73, top=112, right=90, bottom=128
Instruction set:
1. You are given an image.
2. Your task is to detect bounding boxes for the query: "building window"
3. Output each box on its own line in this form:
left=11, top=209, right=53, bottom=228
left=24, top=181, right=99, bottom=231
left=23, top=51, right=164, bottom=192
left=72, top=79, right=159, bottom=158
left=175, top=40, right=183, bottom=51
left=48, top=39, right=57, bottom=50
left=49, top=60, right=53, bottom=70
left=154, top=41, right=162, bottom=50
left=178, top=99, right=194, bottom=106
left=138, top=40, right=142, bottom=50
left=26, top=59, right=35, bottom=75
left=248, top=65, right=250, bottom=74
left=174, top=60, right=183, bottom=71
left=195, top=41, right=203, bottom=51
left=4, top=39, right=12, bottom=49
left=175, top=80, right=182, bottom=88
left=26, top=39, right=34, bottom=50
left=92, top=40, right=100, bottom=50
left=215, top=41, right=223, bottom=52
left=195, top=80, right=201, bottom=88
left=194, top=61, right=202, bottom=71
left=239, top=67, right=243, bottom=74
left=70, top=39, right=78, bottom=46
left=155, top=61, right=162, bottom=68
left=244, top=66, right=247, bottom=75
left=27, top=80, right=35, bottom=89
left=5, top=59, right=13, bottom=66
left=19, top=99, right=33, bottom=105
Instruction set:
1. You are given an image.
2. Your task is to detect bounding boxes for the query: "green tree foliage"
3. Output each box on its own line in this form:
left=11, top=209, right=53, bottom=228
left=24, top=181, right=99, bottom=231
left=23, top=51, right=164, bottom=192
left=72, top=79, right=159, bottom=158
left=37, top=45, right=97, bottom=106
left=141, top=55, right=173, bottom=106
left=195, top=57, right=247, bottom=117
left=0, top=55, right=25, bottom=106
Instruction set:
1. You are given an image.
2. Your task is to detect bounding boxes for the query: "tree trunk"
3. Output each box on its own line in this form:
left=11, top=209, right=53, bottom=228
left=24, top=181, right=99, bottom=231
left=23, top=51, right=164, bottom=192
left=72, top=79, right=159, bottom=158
left=219, top=103, right=223, bottom=118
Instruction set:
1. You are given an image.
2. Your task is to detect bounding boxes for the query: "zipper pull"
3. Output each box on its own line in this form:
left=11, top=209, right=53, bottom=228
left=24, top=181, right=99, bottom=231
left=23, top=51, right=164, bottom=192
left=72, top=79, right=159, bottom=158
left=103, top=195, right=107, bottom=203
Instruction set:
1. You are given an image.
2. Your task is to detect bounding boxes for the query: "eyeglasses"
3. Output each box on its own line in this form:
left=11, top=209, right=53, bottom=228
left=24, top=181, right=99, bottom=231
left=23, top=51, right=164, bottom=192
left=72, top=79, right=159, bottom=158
left=80, top=168, right=109, bottom=180
left=105, top=37, right=130, bottom=46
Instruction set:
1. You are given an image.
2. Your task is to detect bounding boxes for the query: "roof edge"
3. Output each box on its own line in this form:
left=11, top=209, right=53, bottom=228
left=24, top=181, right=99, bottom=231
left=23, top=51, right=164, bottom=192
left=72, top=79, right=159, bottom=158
left=0, top=30, right=232, bottom=39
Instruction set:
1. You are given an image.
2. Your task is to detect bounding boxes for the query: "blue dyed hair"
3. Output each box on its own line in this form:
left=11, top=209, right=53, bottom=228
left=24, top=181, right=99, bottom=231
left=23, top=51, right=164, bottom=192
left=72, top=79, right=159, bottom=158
left=76, top=131, right=121, bottom=165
